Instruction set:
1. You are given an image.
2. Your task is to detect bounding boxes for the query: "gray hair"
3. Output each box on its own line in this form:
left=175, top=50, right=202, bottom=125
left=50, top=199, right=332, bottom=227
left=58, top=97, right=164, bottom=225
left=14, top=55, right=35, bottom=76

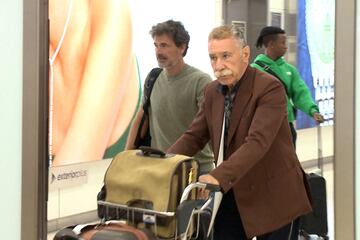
left=208, top=25, right=247, bottom=47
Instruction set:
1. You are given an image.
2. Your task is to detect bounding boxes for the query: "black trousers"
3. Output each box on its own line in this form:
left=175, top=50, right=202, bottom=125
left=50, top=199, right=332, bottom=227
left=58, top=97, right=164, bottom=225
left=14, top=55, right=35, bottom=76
left=213, top=190, right=299, bottom=240
left=289, top=122, right=297, bottom=148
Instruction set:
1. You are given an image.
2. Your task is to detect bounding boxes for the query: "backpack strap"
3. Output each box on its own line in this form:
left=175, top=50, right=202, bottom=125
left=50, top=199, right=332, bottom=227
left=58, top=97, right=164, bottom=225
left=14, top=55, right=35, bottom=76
left=254, top=60, right=290, bottom=97
left=133, top=68, right=162, bottom=148
left=142, top=68, right=163, bottom=114
left=255, top=60, right=297, bottom=117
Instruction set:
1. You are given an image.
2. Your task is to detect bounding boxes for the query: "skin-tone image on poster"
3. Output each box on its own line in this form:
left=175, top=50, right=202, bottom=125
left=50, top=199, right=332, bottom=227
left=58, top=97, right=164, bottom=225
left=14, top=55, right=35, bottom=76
left=48, top=0, right=140, bottom=166
left=48, top=0, right=217, bottom=167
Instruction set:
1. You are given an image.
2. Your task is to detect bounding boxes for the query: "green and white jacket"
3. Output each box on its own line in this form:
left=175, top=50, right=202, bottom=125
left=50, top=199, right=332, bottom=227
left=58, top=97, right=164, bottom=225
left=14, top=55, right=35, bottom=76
left=251, top=54, right=319, bottom=123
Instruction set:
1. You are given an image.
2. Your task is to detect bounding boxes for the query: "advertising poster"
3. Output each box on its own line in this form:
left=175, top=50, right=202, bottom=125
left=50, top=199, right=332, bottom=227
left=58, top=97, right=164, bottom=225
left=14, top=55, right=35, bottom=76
left=297, top=0, right=335, bottom=129
left=48, top=0, right=217, bottom=166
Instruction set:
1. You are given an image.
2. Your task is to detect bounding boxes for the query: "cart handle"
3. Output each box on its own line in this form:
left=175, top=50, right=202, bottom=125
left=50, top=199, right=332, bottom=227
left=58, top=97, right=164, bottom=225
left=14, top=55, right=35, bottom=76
left=180, top=182, right=221, bottom=203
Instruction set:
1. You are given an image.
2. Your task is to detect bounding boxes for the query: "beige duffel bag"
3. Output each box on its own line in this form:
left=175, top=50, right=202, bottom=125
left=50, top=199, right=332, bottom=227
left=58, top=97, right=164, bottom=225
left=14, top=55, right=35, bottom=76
left=102, top=147, right=199, bottom=239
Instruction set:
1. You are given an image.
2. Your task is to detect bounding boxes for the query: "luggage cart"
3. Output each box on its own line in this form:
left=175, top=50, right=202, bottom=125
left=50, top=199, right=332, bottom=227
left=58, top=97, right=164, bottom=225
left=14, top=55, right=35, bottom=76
left=97, top=182, right=220, bottom=240
left=54, top=182, right=220, bottom=240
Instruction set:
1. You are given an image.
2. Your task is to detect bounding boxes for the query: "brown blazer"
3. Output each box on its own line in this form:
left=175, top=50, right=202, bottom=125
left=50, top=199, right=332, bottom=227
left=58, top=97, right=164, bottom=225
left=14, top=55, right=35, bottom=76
left=168, top=66, right=312, bottom=238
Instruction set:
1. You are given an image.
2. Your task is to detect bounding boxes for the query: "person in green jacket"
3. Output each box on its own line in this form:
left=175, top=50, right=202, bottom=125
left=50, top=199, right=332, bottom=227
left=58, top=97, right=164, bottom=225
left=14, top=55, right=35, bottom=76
left=251, top=26, right=324, bottom=147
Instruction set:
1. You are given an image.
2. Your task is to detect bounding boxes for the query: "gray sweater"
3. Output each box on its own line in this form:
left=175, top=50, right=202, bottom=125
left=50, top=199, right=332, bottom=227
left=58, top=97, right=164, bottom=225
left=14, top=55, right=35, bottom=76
left=148, top=64, right=214, bottom=173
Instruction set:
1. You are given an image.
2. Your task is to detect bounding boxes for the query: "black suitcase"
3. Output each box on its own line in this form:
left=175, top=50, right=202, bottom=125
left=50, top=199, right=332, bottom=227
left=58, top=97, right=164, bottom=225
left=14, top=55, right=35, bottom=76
left=299, top=124, right=329, bottom=239
left=300, top=173, right=328, bottom=239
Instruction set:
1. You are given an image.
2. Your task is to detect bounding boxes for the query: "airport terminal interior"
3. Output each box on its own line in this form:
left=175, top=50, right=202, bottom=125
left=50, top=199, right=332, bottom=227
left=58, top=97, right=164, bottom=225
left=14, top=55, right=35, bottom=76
left=45, top=0, right=336, bottom=239
left=3, top=0, right=360, bottom=239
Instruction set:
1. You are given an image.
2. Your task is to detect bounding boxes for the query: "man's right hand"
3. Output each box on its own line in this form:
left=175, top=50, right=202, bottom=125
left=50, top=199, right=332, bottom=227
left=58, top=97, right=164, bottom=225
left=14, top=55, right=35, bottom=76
left=198, top=174, right=220, bottom=199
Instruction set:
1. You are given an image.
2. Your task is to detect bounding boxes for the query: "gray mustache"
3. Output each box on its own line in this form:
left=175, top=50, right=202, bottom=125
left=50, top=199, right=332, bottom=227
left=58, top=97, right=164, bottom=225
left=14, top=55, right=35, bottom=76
left=214, top=69, right=232, bottom=78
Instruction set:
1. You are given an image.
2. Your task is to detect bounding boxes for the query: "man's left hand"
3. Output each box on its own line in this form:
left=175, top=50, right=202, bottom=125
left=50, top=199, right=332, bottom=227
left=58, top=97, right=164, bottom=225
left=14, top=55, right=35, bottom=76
left=313, top=112, right=324, bottom=123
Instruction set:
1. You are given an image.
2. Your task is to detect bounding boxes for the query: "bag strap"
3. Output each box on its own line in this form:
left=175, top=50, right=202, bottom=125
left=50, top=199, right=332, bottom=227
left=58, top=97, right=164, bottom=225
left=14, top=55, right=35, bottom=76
left=254, top=60, right=290, bottom=97
left=207, top=112, right=226, bottom=237
left=142, top=68, right=163, bottom=114
left=255, top=60, right=298, bottom=118
left=133, top=68, right=162, bottom=148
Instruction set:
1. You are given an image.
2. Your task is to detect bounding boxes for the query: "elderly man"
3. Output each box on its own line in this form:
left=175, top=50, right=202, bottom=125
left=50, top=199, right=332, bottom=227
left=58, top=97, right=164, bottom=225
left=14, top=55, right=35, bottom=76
left=168, top=25, right=312, bottom=240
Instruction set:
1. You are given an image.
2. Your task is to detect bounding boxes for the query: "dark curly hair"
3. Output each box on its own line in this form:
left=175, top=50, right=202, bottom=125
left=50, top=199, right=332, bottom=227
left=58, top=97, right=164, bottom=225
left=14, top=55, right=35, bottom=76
left=149, top=20, right=190, bottom=57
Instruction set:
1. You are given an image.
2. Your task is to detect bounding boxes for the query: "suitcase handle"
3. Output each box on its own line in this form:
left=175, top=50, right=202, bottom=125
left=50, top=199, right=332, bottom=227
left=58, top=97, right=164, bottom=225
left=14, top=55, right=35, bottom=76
left=139, top=146, right=166, bottom=158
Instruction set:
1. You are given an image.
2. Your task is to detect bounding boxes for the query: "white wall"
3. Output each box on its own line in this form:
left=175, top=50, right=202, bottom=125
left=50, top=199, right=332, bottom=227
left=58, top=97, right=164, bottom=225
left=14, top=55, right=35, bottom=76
left=0, top=0, right=23, bottom=238
left=130, top=0, right=218, bottom=83
left=268, top=0, right=285, bottom=27
left=269, top=0, right=285, bottom=9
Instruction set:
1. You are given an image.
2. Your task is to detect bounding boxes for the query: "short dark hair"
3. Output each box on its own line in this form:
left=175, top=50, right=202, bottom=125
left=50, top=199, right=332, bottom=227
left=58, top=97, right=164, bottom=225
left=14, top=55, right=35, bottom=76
left=255, top=26, right=286, bottom=49
left=149, top=20, right=190, bottom=56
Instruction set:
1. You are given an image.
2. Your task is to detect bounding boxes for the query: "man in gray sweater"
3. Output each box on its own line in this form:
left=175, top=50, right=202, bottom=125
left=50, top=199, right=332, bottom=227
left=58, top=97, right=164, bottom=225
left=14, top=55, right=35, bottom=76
left=126, top=20, right=214, bottom=174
